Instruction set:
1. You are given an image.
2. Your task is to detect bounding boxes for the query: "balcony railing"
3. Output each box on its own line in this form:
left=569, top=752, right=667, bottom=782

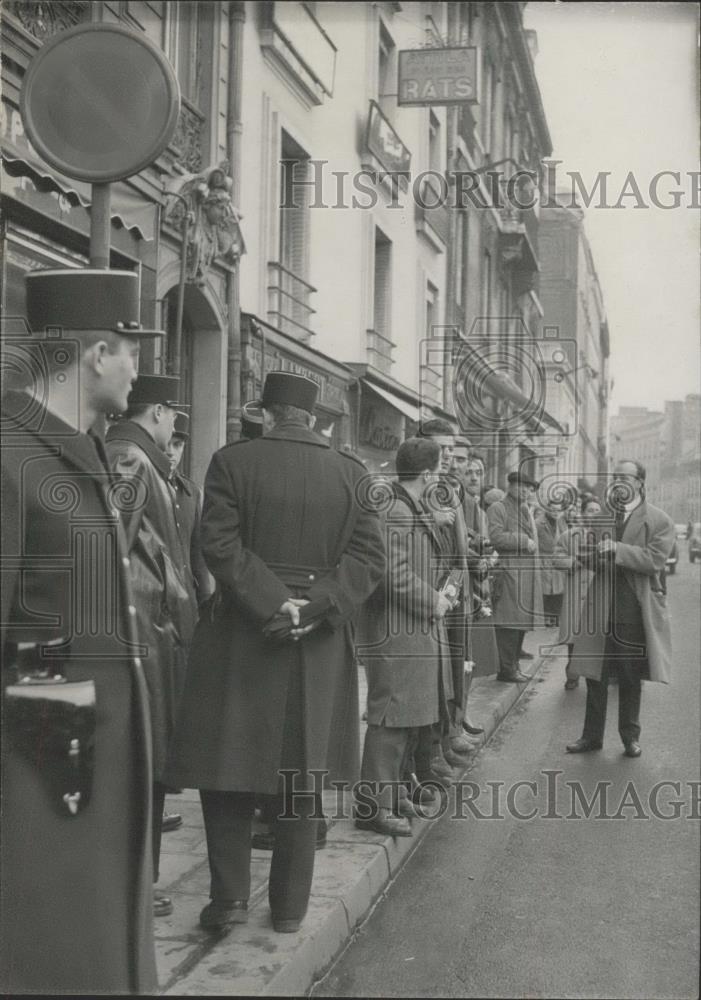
left=267, top=261, right=316, bottom=343
left=366, top=328, right=396, bottom=375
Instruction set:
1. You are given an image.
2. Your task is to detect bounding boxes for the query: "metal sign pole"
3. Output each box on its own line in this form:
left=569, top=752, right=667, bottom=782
left=90, top=182, right=112, bottom=269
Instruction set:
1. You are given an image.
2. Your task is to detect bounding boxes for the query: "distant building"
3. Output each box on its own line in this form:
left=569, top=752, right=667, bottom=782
left=611, top=395, right=701, bottom=521
left=538, top=194, right=611, bottom=493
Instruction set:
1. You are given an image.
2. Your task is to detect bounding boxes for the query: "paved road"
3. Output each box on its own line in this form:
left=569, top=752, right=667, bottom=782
left=314, top=556, right=700, bottom=999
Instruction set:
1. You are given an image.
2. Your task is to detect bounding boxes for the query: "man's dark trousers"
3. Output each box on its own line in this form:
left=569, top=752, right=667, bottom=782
left=495, top=627, right=526, bottom=679
left=198, top=654, right=320, bottom=922
left=582, top=633, right=643, bottom=745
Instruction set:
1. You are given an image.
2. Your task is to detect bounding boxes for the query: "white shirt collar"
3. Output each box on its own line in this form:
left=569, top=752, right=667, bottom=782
left=623, top=494, right=643, bottom=515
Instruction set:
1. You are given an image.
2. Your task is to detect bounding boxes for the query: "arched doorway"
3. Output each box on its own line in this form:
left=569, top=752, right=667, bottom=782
left=162, top=283, right=226, bottom=487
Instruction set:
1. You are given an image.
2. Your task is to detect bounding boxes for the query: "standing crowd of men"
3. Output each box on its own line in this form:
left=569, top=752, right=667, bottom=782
left=0, top=269, right=675, bottom=994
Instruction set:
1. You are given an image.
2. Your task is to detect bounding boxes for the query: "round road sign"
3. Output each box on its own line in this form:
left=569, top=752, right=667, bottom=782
left=20, top=22, right=181, bottom=183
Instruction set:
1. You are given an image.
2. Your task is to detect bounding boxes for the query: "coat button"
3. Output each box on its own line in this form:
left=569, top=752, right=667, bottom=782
left=122, top=557, right=130, bottom=568
left=308, top=574, right=315, bottom=581
left=133, top=657, right=142, bottom=669
left=128, top=605, right=137, bottom=616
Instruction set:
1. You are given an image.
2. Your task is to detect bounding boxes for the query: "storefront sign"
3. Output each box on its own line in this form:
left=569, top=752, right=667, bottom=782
left=359, top=400, right=402, bottom=453
left=398, top=47, right=478, bottom=106
left=365, top=101, right=411, bottom=176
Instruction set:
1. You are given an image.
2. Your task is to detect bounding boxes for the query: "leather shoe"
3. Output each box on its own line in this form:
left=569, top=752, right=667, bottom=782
left=429, top=755, right=457, bottom=778
left=355, top=813, right=412, bottom=837
left=444, top=747, right=471, bottom=768
left=199, top=899, right=248, bottom=932
left=462, top=719, right=485, bottom=736
left=520, top=651, right=534, bottom=660
left=566, top=738, right=603, bottom=754
left=162, top=812, right=183, bottom=832
left=564, top=678, right=579, bottom=690
left=154, top=892, right=173, bottom=917
left=450, top=732, right=478, bottom=754
left=623, top=741, right=642, bottom=758
left=496, top=671, right=530, bottom=683
left=396, top=797, right=421, bottom=819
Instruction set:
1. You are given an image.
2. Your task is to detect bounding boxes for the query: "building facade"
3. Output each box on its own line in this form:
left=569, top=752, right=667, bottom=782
left=538, top=194, right=611, bottom=493
left=611, top=396, right=701, bottom=522
left=1, top=2, right=605, bottom=488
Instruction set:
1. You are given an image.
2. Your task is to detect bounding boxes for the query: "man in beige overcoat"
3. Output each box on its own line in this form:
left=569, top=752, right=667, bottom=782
left=566, top=460, right=675, bottom=757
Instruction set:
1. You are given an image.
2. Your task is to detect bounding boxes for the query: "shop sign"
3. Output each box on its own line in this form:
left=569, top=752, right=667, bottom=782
left=398, top=47, right=478, bottom=106
left=359, top=400, right=402, bottom=453
left=365, top=101, right=411, bottom=176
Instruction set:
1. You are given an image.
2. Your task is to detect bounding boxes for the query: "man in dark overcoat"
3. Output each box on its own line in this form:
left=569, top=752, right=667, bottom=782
left=488, top=470, right=544, bottom=682
left=105, top=374, right=198, bottom=917
left=566, top=460, right=675, bottom=757
left=167, top=372, right=385, bottom=934
left=0, top=269, right=158, bottom=994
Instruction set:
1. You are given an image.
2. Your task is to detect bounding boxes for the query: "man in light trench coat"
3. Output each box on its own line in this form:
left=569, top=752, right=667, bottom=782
left=566, top=460, right=675, bottom=757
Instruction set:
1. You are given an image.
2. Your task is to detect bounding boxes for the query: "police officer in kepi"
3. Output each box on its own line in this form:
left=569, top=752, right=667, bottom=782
left=166, top=371, right=386, bottom=935
left=105, top=374, right=198, bottom=919
left=1, top=269, right=159, bottom=994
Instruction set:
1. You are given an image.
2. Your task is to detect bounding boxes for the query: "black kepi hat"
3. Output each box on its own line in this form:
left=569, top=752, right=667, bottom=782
left=128, top=374, right=184, bottom=408
left=25, top=269, right=165, bottom=338
left=240, top=400, right=264, bottom=439
left=258, top=371, right=319, bottom=414
left=172, top=411, right=190, bottom=438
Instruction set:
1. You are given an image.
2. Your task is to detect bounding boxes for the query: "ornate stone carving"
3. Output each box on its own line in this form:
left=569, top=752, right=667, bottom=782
left=170, top=102, right=204, bottom=174
left=165, top=163, right=246, bottom=285
left=5, top=1, right=90, bottom=41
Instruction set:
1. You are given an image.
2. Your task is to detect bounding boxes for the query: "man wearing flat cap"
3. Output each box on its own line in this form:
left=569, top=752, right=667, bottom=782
left=487, top=470, right=544, bottom=682
left=167, top=371, right=386, bottom=935
left=105, top=373, right=198, bottom=918
left=1, top=269, right=158, bottom=993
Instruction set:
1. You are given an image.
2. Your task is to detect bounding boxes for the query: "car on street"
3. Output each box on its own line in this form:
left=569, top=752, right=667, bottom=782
left=689, top=523, right=701, bottom=563
left=675, top=523, right=688, bottom=538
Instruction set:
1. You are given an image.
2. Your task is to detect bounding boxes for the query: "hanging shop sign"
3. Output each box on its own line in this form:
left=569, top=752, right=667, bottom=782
left=365, top=101, right=411, bottom=176
left=398, top=46, right=478, bottom=106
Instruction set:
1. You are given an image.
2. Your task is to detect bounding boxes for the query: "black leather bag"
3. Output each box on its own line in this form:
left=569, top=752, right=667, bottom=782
left=4, top=672, right=96, bottom=819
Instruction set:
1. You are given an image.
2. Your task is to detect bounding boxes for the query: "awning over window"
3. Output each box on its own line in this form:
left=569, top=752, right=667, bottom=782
left=364, top=380, right=421, bottom=424
left=2, top=142, right=158, bottom=241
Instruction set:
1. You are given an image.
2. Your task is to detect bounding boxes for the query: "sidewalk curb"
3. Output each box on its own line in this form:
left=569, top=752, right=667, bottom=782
left=159, top=646, right=554, bottom=996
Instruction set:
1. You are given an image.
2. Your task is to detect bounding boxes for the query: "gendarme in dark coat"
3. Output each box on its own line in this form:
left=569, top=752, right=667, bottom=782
left=166, top=422, right=386, bottom=794
left=105, top=420, right=198, bottom=780
left=0, top=392, right=156, bottom=995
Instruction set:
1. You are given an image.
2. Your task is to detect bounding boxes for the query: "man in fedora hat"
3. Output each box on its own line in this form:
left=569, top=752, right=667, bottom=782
left=487, top=470, right=544, bottom=682
left=105, top=374, right=198, bottom=918
left=167, top=371, right=385, bottom=935
left=1, top=269, right=159, bottom=993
